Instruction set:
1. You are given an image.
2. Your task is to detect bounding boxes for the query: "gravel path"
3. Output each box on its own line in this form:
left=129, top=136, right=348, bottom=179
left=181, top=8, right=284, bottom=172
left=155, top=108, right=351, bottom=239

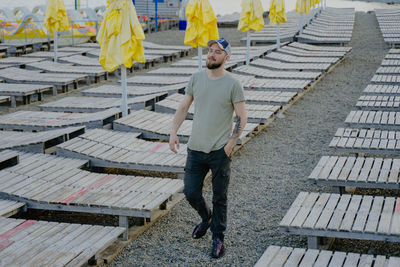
left=109, top=12, right=392, bottom=266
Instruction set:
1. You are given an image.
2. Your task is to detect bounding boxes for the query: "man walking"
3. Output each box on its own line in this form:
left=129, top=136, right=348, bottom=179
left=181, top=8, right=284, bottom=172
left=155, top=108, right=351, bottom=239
left=169, top=38, right=247, bottom=258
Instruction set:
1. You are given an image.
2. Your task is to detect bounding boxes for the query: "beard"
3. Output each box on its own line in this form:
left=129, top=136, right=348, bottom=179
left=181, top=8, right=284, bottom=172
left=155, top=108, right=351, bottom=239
left=206, top=62, right=222, bottom=69
left=206, top=57, right=224, bottom=69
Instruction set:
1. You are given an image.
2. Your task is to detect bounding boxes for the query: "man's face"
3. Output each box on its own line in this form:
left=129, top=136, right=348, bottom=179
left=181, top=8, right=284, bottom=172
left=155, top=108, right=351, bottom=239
left=206, top=43, right=227, bottom=70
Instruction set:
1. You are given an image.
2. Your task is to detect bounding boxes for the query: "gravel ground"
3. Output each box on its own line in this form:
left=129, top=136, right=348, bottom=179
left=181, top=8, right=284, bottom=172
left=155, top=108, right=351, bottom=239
left=108, top=11, right=400, bottom=266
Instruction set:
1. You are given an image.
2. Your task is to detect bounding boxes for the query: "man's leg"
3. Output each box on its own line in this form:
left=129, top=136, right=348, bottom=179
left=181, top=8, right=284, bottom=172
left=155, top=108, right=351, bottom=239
left=183, top=149, right=211, bottom=224
left=209, top=147, right=231, bottom=238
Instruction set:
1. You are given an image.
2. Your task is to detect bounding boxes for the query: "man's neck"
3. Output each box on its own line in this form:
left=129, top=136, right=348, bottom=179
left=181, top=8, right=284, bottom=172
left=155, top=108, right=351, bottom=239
left=206, top=67, right=226, bottom=80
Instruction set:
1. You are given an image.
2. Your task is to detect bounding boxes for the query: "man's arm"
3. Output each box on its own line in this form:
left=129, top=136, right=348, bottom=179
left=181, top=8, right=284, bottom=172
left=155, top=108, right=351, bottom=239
left=169, top=94, right=194, bottom=153
left=224, top=101, right=247, bottom=156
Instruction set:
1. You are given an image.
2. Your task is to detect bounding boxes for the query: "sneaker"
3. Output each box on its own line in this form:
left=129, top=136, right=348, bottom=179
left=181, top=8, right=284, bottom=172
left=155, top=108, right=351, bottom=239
left=192, top=220, right=211, bottom=239
left=211, top=237, right=225, bottom=258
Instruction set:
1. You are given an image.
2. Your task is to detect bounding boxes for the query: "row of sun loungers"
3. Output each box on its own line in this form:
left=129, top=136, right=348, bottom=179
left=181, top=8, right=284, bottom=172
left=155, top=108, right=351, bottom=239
left=242, top=11, right=314, bottom=45
left=297, top=8, right=354, bottom=45
left=256, top=45, right=400, bottom=266
left=375, top=9, right=400, bottom=47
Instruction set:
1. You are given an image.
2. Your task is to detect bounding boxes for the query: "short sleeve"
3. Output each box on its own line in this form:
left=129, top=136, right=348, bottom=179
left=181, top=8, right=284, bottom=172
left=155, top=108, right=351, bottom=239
left=185, top=74, right=194, bottom=96
left=231, top=79, right=245, bottom=103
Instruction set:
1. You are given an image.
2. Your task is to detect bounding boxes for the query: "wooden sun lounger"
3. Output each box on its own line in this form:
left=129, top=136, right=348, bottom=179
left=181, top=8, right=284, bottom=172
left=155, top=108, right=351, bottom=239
left=154, top=93, right=282, bottom=124
left=345, top=110, right=400, bottom=129
left=297, top=34, right=351, bottom=45
left=255, top=245, right=400, bottom=267
left=376, top=66, right=400, bottom=76
left=388, top=48, right=400, bottom=54
left=59, top=54, right=103, bottom=66
left=266, top=52, right=339, bottom=64
left=142, top=41, right=194, bottom=56
left=0, top=56, right=44, bottom=66
left=113, top=109, right=259, bottom=145
left=0, top=108, right=121, bottom=131
left=278, top=46, right=346, bottom=58
left=56, top=128, right=187, bottom=174
left=39, top=94, right=166, bottom=113
left=356, top=95, right=400, bottom=110
left=57, top=46, right=97, bottom=53
left=0, top=67, right=88, bottom=93
left=302, top=29, right=353, bottom=38
left=234, top=65, right=322, bottom=80
left=288, top=42, right=352, bottom=53
left=371, top=74, right=400, bottom=84
left=385, top=54, right=400, bottom=59
left=251, top=58, right=330, bottom=72
left=309, top=155, right=400, bottom=190
left=0, top=150, right=19, bottom=171
left=1, top=150, right=183, bottom=239
left=0, top=199, right=25, bottom=217
left=22, top=51, right=81, bottom=59
left=82, top=83, right=185, bottom=98
left=363, top=84, right=400, bottom=96
left=280, top=192, right=400, bottom=249
left=0, top=83, right=55, bottom=108
left=241, top=77, right=312, bottom=92
left=125, top=75, right=190, bottom=86
left=0, top=216, right=124, bottom=266
left=0, top=126, right=85, bottom=153
left=329, top=127, right=400, bottom=155
left=26, top=61, right=108, bottom=83
left=381, top=59, right=400, bottom=66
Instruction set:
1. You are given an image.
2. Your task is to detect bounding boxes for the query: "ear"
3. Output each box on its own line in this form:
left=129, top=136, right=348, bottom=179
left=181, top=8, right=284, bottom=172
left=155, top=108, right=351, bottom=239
left=224, top=55, right=230, bottom=63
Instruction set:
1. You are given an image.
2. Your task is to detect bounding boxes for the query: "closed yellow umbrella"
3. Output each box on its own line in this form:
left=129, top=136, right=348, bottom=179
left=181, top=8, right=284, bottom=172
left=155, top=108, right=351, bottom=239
left=269, top=0, right=286, bottom=51
left=97, top=0, right=146, bottom=117
left=44, top=0, right=69, bottom=62
left=238, top=0, right=264, bottom=65
left=238, top=0, right=264, bottom=32
left=184, top=0, right=219, bottom=70
left=296, top=0, right=312, bottom=34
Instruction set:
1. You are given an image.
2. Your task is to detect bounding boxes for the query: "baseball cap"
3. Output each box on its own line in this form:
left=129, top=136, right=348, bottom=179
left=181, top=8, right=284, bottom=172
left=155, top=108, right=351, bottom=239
left=207, top=38, right=231, bottom=56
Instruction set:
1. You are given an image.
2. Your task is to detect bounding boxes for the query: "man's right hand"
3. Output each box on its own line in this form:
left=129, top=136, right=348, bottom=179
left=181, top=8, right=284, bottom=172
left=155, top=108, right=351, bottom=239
left=169, top=133, right=180, bottom=153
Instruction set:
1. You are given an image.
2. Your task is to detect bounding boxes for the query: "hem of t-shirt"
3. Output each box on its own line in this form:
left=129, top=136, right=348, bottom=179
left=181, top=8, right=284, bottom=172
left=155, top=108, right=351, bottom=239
left=187, top=144, right=225, bottom=153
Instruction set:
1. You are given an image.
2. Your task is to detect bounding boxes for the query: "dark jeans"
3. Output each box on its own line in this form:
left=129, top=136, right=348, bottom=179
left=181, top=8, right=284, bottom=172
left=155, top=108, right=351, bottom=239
left=183, top=146, right=231, bottom=235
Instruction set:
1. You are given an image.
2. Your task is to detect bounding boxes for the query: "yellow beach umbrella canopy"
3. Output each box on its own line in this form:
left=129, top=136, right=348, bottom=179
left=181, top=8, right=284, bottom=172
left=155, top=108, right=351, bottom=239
left=44, top=0, right=70, bottom=33
left=97, top=0, right=145, bottom=72
left=296, top=0, right=311, bottom=14
left=269, top=0, right=287, bottom=26
left=238, top=0, right=265, bottom=32
left=184, top=0, right=219, bottom=48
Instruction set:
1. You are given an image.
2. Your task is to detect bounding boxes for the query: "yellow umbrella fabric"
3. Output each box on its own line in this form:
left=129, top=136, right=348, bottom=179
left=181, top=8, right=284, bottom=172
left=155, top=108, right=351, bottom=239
left=184, top=0, right=219, bottom=48
left=44, top=0, right=70, bottom=34
left=97, top=0, right=145, bottom=72
left=238, top=0, right=264, bottom=32
left=296, top=0, right=311, bottom=14
left=269, top=0, right=287, bottom=26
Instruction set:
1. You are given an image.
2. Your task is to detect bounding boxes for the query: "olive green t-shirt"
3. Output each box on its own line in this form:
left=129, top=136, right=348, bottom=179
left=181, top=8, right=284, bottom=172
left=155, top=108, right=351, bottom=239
left=185, top=70, right=245, bottom=153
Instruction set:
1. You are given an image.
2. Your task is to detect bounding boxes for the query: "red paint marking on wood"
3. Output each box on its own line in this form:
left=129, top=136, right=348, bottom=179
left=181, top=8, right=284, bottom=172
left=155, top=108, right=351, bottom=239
left=56, top=113, right=74, bottom=119
left=396, top=198, right=400, bottom=213
left=0, top=239, right=13, bottom=250
left=44, top=119, right=58, bottom=125
left=60, top=174, right=117, bottom=204
left=0, top=220, right=36, bottom=240
left=151, top=143, right=164, bottom=152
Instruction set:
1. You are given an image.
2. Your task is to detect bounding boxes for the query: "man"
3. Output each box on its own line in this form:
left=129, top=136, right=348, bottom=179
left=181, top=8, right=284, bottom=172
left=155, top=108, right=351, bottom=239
left=169, top=38, right=247, bottom=258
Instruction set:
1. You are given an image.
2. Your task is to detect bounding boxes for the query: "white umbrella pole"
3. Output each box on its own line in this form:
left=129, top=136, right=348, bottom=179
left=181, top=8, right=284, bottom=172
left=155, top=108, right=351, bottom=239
left=198, top=47, right=202, bottom=71
left=276, top=24, right=280, bottom=51
left=299, top=15, right=303, bottom=34
left=121, top=65, right=128, bottom=117
left=246, top=31, right=250, bottom=65
left=54, top=31, right=58, bottom=62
